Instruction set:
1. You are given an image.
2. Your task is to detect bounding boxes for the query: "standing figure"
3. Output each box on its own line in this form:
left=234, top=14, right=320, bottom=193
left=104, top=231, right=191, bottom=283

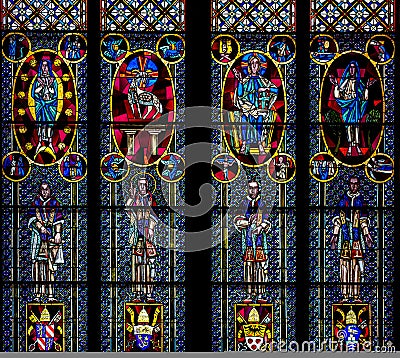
left=76, top=156, right=83, bottom=177
left=234, top=180, right=271, bottom=303
left=330, top=176, right=373, bottom=302
left=126, top=176, right=158, bottom=302
left=63, top=156, right=70, bottom=178
left=274, top=156, right=289, bottom=180
left=17, top=156, right=25, bottom=177
left=318, top=161, right=329, bottom=181
left=28, top=182, right=64, bottom=302
left=32, top=59, right=58, bottom=156
left=233, top=54, right=278, bottom=155
left=9, top=34, right=17, bottom=60
left=64, top=36, right=81, bottom=60
left=329, top=61, right=375, bottom=156
left=9, top=156, right=17, bottom=176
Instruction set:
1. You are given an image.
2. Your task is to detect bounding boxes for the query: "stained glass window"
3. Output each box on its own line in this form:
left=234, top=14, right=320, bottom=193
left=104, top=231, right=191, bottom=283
left=1, top=0, right=399, bottom=352
left=211, top=0, right=297, bottom=351
left=99, top=1, right=186, bottom=352
left=1, top=3, right=88, bottom=351
left=309, top=0, right=395, bottom=349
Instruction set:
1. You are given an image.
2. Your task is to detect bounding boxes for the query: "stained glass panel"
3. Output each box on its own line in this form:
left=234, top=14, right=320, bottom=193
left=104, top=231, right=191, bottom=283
left=308, top=32, right=395, bottom=349
left=1, top=1, right=87, bottom=31
left=211, top=0, right=296, bottom=33
left=211, top=22, right=297, bottom=350
left=310, top=0, right=395, bottom=32
left=100, top=0, right=185, bottom=32
left=1, top=31, right=88, bottom=351
left=2, top=0, right=399, bottom=352
left=99, top=29, right=186, bottom=351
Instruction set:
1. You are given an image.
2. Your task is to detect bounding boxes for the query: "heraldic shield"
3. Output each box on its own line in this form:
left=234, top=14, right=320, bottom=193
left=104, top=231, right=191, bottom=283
left=332, top=303, right=371, bottom=351
left=124, top=303, right=163, bottom=352
left=235, top=303, right=273, bottom=351
left=26, top=303, right=64, bottom=352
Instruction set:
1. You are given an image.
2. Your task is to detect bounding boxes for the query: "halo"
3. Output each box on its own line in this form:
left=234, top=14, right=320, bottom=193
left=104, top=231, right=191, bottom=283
left=364, top=153, right=394, bottom=184
left=129, top=171, right=157, bottom=194
left=267, top=34, right=296, bottom=65
left=240, top=51, right=268, bottom=76
left=100, top=33, right=129, bottom=64
left=156, top=153, right=185, bottom=183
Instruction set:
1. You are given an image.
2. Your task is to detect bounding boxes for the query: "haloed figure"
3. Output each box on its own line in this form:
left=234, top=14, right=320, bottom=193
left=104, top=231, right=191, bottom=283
left=330, top=176, right=373, bottom=302
left=126, top=176, right=158, bottom=303
left=28, top=182, right=64, bottom=301
left=234, top=54, right=278, bottom=155
left=234, top=180, right=271, bottom=303
left=32, top=59, right=58, bottom=156
left=329, top=61, right=376, bottom=156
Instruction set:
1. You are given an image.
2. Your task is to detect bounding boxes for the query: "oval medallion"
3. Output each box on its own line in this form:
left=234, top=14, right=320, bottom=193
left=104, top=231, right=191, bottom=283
left=111, top=50, right=175, bottom=166
left=221, top=50, right=286, bottom=167
left=12, top=50, right=78, bottom=166
left=320, top=52, right=384, bottom=167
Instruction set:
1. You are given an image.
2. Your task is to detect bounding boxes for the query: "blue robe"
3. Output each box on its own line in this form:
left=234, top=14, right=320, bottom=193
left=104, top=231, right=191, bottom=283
left=334, top=191, right=368, bottom=255
left=237, top=76, right=278, bottom=143
left=63, top=160, right=70, bottom=177
left=76, top=159, right=83, bottom=177
left=239, top=197, right=269, bottom=256
left=335, top=61, right=368, bottom=125
left=31, top=60, right=58, bottom=125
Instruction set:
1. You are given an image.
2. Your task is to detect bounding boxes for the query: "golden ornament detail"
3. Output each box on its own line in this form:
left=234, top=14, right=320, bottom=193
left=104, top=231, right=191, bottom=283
left=18, top=125, right=27, bottom=134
